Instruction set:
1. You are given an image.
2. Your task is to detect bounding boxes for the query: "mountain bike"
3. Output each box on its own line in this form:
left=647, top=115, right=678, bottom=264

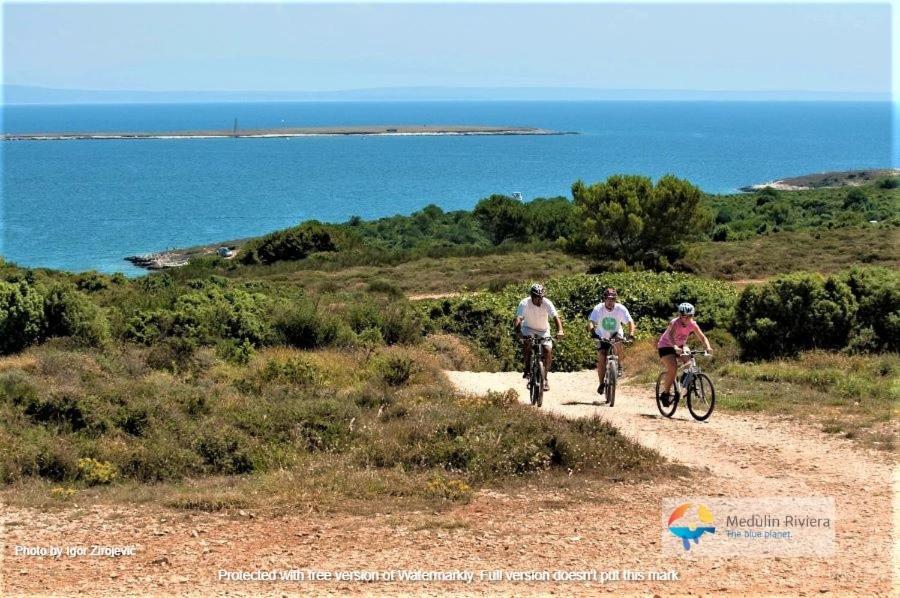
left=524, top=334, right=550, bottom=407
left=655, top=348, right=715, bottom=421
left=596, top=335, right=632, bottom=407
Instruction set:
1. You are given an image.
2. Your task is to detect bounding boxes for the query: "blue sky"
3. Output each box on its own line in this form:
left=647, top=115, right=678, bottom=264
left=2, top=2, right=893, bottom=95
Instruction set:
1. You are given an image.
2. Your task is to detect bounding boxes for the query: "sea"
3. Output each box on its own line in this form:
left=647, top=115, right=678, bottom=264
left=1, top=101, right=895, bottom=275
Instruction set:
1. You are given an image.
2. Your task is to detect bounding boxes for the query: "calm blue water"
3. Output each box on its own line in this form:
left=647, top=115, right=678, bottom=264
left=1, top=101, right=895, bottom=275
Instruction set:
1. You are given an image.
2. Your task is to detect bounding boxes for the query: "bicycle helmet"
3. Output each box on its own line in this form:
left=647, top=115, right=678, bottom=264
left=677, top=302, right=695, bottom=315
left=602, top=287, right=618, bottom=300
left=529, top=283, right=545, bottom=297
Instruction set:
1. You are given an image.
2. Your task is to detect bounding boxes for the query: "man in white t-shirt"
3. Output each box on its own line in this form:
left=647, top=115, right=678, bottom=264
left=587, top=287, right=635, bottom=398
left=513, top=283, right=565, bottom=391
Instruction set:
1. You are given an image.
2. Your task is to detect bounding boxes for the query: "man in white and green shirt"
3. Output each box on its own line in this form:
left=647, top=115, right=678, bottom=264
left=587, top=287, right=635, bottom=397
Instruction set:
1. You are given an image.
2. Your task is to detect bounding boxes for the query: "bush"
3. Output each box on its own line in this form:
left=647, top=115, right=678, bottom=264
left=261, top=355, right=325, bottom=387
left=379, top=303, right=424, bottom=345
left=0, top=280, right=45, bottom=354
left=43, top=284, right=110, bottom=347
left=217, top=339, right=256, bottom=365
left=240, top=221, right=344, bottom=265
left=840, top=266, right=900, bottom=352
left=473, top=195, right=527, bottom=245
left=172, top=287, right=273, bottom=346
left=842, top=188, right=871, bottom=210
left=273, top=304, right=353, bottom=349
left=123, top=309, right=173, bottom=345
left=372, top=351, right=417, bottom=386
left=194, top=428, right=254, bottom=474
left=77, top=458, right=118, bottom=485
left=730, top=273, right=856, bottom=359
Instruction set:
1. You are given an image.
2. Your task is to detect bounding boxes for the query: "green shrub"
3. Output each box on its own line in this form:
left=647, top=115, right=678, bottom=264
left=217, top=339, right=256, bottom=365
left=240, top=221, right=344, bottom=265
left=372, top=351, right=417, bottom=386
left=261, top=355, right=325, bottom=387
left=123, top=309, right=173, bottom=345
left=172, top=287, right=273, bottom=346
left=73, top=272, right=112, bottom=293
left=842, top=188, right=871, bottom=210
left=273, top=304, right=353, bottom=349
left=0, top=280, right=45, bottom=354
left=379, top=303, right=424, bottom=345
left=42, top=284, right=110, bottom=347
left=194, top=427, right=254, bottom=474
left=473, top=194, right=527, bottom=245
left=840, top=266, right=900, bottom=352
left=0, top=370, right=40, bottom=406
left=730, top=273, right=856, bottom=359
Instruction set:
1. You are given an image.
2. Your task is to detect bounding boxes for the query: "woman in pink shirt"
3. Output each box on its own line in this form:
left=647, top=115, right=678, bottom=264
left=657, top=302, right=712, bottom=405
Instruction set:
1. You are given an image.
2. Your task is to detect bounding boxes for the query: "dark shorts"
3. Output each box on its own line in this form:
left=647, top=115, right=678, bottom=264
left=595, top=333, right=621, bottom=352
left=658, top=346, right=677, bottom=358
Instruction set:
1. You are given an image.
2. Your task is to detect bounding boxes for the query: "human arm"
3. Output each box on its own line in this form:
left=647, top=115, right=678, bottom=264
left=621, top=306, right=636, bottom=338
left=693, top=326, right=712, bottom=353
left=555, top=315, right=565, bottom=338
left=513, top=300, right=525, bottom=332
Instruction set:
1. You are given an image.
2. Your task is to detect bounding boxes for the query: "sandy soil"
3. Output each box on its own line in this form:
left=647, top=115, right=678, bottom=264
left=2, top=371, right=895, bottom=596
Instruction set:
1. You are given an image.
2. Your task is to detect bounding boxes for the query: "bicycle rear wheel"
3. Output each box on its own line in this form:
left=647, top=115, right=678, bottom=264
left=687, top=373, right=715, bottom=421
left=655, top=372, right=677, bottom=418
left=606, top=361, right=617, bottom=407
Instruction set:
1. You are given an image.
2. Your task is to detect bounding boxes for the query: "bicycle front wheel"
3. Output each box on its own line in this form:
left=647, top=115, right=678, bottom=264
left=687, top=373, right=716, bottom=421
left=655, top=372, right=677, bottom=418
left=532, top=362, right=545, bottom=408
left=606, top=361, right=617, bottom=407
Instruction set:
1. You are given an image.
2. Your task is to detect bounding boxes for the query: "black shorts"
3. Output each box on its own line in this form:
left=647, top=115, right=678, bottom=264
left=595, top=334, right=619, bottom=352
left=658, top=346, right=677, bottom=358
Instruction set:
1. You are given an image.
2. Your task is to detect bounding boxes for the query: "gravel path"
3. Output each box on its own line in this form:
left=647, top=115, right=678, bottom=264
left=2, top=371, right=895, bottom=596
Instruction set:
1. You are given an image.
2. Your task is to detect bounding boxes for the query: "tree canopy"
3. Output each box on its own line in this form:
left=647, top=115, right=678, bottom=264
left=572, top=174, right=712, bottom=268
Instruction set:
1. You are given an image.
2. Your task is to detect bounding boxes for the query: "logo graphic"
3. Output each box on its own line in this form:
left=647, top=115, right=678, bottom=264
left=601, top=316, right=618, bottom=331
left=668, top=503, right=716, bottom=550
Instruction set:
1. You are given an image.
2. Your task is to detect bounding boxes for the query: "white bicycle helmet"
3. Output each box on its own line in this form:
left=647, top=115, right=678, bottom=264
left=677, top=302, right=695, bottom=315
left=530, top=283, right=545, bottom=297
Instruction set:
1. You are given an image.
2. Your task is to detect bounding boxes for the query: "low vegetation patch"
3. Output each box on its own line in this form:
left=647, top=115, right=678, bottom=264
left=0, top=342, right=667, bottom=504
left=715, top=352, right=898, bottom=450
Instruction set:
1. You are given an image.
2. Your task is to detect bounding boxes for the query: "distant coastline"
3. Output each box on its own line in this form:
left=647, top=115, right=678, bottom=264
left=739, top=168, right=900, bottom=192
left=2, top=124, right=571, bottom=142
left=125, top=168, right=899, bottom=271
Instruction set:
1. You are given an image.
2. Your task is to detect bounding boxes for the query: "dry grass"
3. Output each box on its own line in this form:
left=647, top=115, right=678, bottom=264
left=225, top=250, right=590, bottom=296
left=683, top=227, right=899, bottom=279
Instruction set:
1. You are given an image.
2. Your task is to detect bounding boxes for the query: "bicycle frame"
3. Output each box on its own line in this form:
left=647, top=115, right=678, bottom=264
left=601, top=337, right=625, bottom=383
left=529, top=336, right=547, bottom=369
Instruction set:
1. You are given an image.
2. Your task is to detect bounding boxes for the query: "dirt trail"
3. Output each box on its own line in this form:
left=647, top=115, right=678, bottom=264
left=2, top=372, right=895, bottom=596
left=446, top=370, right=896, bottom=594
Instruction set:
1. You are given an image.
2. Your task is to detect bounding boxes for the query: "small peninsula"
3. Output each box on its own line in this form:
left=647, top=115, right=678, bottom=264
left=2, top=124, right=572, bottom=142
